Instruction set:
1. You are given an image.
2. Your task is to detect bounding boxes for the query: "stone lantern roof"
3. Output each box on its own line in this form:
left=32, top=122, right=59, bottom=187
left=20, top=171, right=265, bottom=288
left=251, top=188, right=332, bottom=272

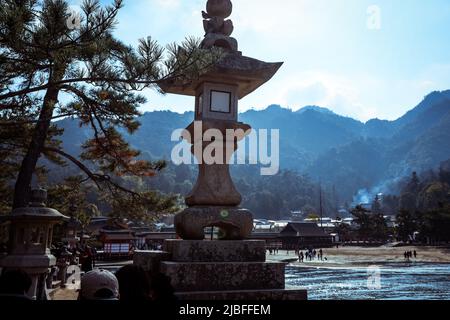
left=1, top=188, right=69, bottom=223
left=157, top=0, right=283, bottom=99
left=158, top=52, right=283, bottom=99
left=7, top=207, right=69, bottom=222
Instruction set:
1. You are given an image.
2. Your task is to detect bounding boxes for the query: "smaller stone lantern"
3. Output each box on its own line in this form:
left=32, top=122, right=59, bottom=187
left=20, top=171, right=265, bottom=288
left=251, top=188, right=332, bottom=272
left=56, top=246, right=72, bottom=288
left=0, top=188, right=69, bottom=300
left=62, top=205, right=81, bottom=249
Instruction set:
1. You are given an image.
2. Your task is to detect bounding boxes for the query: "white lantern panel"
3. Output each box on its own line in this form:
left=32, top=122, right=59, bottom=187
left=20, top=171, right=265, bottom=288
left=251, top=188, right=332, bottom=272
left=210, top=91, right=231, bottom=113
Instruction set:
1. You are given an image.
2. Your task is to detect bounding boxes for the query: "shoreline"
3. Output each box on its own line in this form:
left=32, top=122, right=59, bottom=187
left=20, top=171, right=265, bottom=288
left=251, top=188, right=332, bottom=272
left=267, top=246, right=450, bottom=268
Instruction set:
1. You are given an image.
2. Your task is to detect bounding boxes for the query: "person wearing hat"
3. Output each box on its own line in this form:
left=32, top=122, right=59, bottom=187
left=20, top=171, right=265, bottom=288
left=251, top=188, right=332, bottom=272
left=78, top=269, right=119, bottom=301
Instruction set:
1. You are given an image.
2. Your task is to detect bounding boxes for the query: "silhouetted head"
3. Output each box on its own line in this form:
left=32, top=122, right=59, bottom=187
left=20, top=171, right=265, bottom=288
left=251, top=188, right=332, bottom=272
left=115, top=265, right=151, bottom=302
left=150, top=273, right=177, bottom=302
left=0, top=269, right=32, bottom=296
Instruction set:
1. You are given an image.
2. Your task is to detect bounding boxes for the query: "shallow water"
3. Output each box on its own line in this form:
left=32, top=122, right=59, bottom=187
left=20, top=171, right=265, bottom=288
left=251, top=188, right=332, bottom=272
left=286, top=263, right=450, bottom=300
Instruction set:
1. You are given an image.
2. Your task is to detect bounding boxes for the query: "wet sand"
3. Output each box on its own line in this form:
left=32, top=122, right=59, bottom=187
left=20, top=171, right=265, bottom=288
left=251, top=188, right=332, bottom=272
left=267, top=246, right=450, bottom=268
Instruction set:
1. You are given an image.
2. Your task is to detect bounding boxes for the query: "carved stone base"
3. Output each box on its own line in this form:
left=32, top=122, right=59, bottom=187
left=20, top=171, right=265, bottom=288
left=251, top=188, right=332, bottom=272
left=133, top=240, right=309, bottom=301
left=161, top=261, right=285, bottom=292
left=174, top=207, right=253, bottom=240
left=163, top=240, right=266, bottom=262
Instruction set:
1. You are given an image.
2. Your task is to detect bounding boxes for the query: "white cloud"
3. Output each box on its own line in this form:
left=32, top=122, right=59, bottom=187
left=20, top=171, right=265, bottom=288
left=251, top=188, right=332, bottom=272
left=241, top=70, right=379, bottom=121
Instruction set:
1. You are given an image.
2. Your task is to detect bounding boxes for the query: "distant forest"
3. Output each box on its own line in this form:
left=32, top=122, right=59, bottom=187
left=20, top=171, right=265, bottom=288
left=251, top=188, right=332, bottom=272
left=346, top=160, right=450, bottom=243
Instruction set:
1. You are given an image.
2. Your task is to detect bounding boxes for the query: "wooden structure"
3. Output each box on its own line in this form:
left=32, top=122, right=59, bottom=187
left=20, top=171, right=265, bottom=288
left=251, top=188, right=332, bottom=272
left=98, top=230, right=135, bottom=260
left=279, top=223, right=333, bottom=249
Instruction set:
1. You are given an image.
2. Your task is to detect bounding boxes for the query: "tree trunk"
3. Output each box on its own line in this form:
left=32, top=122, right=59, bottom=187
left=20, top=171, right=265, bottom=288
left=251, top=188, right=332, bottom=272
left=13, top=72, right=63, bottom=208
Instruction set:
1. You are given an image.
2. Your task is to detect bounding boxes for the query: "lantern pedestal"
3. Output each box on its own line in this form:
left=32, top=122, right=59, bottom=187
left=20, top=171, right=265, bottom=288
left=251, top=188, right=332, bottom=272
left=0, top=255, right=55, bottom=299
left=135, top=240, right=307, bottom=300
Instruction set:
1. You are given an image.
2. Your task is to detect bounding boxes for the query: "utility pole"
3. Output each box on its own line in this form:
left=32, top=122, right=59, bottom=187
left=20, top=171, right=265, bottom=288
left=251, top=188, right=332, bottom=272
left=319, top=183, right=324, bottom=230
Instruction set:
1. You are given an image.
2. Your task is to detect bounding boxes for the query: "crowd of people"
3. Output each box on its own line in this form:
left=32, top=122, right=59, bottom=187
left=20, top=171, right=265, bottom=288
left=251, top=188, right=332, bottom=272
left=298, top=249, right=326, bottom=262
left=0, top=265, right=177, bottom=302
left=267, top=247, right=328, bottom=263
left=50, top=243, right=98, bottom=275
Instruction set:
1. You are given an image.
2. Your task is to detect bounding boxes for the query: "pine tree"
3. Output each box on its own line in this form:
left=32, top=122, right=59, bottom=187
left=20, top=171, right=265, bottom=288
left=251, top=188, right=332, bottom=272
left=351, top=205, right=372, bottom=241
left=396, top=209, right=418, bottom=242
left=0, top=0, right=221, bottom=209
left=372, top=194, right=382, bottom=214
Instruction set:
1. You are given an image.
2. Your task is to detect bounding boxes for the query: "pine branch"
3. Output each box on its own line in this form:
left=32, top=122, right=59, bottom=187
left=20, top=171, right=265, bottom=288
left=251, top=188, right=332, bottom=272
left=0, top=112, right=76, bottom=126
left=43, top=146, right=140, bottom=197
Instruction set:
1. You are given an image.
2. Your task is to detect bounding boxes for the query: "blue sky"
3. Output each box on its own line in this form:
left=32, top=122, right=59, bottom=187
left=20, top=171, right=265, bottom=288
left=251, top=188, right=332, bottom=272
left=70, top=0, right=450, bottom=121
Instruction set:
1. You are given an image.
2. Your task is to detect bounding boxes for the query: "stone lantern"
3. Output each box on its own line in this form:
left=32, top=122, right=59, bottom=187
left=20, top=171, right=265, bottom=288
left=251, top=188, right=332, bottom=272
left=136, top=0, right=307, bottom=300
left=62, top=204, right=81, bottom=249
left=0, top=188, right=69, bottom=300
left=158, top=0, right=282, bottom=240
left=56, top=246, right=72, bottom=288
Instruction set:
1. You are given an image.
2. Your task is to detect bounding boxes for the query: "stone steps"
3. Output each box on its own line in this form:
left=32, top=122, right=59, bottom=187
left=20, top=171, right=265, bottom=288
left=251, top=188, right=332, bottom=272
left=176, top=289, right=307, bottom=301
left=134, top=240, right=308, bottom=300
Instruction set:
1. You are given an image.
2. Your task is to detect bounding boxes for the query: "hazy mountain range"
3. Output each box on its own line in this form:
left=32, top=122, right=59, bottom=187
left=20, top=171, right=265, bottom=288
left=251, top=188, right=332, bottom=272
left=55, top=90, right=450, bottom=203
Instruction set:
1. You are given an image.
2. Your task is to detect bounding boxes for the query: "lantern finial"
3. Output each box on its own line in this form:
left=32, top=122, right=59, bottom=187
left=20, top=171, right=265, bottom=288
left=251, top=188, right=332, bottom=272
left=201, top=0, right=238, bottom=51
left=30, top=188, right=47, bottom=207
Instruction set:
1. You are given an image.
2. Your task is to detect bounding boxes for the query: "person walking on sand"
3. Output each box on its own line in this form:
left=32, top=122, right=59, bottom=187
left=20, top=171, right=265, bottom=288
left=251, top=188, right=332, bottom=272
left=414, top=250, right=417, bottom=259
left=406, top=251, right=412, bottom=261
